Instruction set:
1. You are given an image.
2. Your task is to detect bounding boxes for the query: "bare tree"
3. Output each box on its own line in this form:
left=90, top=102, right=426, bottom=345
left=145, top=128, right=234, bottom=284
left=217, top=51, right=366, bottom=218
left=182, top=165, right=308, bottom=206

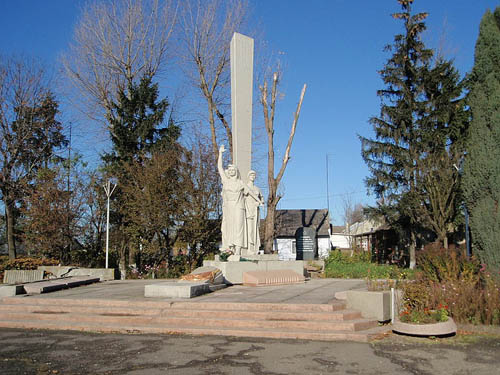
left=342, top=194, right=364, bottom=249
left=62, top=0, right=177, bottom=132
left=260, top=71, right=306, bottom=253
left=178, top=0, right=248, bottom=161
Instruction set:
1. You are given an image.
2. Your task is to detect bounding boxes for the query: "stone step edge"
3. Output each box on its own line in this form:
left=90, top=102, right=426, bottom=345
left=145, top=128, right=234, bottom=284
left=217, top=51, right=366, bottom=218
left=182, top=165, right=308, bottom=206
left=0, top=297, right=345, bottom=312
left=0, top=312, right=376, bottom=331
left=0, top=304, right=361, bottom=321
left=0, top=319, right=389, bottom=342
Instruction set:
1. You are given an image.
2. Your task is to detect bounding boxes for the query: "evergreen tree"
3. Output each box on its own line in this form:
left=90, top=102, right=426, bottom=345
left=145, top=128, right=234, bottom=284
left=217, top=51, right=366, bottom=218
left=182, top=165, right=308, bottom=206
left=360, top=0, right=433, bottom=267
left=361, top=0, right=468, bottom=265
left=413, top=59, right=468, bottom=249
left=104, top=76, right=179, bottom=167
left=463, top=7, right=500, bottom=273
left=102, top=75, right=181, bottom=276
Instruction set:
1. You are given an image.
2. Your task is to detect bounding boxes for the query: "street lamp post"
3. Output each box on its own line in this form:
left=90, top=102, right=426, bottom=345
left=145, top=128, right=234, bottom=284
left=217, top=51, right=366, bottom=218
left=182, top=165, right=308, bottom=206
left=103, top=180, right=117, bottom=269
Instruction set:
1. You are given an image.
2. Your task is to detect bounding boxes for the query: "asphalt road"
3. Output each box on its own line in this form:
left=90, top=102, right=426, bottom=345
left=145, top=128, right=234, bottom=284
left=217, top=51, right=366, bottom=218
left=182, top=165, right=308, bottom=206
left=1, top=328, right=499, bottom=375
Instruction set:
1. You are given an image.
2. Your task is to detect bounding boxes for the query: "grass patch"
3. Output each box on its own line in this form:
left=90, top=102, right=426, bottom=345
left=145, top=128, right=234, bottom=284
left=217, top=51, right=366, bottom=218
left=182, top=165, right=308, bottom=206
left=324, top=250, right=415, bottom=280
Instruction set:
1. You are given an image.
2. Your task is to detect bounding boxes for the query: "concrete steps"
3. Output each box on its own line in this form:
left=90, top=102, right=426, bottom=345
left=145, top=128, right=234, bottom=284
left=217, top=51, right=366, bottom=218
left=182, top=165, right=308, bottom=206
left=0, top=297, right=387, bottom=342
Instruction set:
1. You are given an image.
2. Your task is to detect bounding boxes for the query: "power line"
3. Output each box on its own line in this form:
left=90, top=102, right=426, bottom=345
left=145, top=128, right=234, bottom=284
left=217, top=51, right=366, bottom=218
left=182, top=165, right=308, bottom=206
left=280, top=190, right=368, bottom=202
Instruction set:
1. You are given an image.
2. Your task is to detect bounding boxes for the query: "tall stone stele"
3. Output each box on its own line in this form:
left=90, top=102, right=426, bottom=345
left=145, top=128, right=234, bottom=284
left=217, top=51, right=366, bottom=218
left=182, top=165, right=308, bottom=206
left=218, top=32, right=264, bottom=258
left=230, top=32, right=253, bottom=184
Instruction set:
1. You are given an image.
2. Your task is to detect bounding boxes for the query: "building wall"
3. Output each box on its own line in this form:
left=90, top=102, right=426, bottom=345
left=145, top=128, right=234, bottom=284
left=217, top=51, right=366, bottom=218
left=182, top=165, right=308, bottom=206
left=317, top=237, right=330, bottom=259
left=330, top=233, right=350, bottom=249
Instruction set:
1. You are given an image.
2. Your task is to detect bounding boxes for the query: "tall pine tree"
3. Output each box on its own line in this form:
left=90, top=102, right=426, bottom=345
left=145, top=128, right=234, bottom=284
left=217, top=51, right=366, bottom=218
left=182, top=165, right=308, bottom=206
left=463, top=7, right=500, bottom=273
left=360, top=0, right=433, bottom=268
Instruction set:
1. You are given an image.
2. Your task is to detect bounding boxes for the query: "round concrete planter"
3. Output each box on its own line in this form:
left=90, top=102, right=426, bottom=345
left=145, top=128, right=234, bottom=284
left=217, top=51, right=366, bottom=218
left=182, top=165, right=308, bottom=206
left=393, top=317, right=457, bottom=337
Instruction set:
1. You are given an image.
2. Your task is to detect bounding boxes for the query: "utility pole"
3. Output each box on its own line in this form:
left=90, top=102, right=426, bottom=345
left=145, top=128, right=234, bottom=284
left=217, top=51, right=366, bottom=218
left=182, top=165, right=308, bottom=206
left=326, top=154, right=332, bottom=250
left=326, top=154, right=330, bottom=215
left=66, top=123, right=72, bottom=262
left=103, top=180, right=117, bottom=269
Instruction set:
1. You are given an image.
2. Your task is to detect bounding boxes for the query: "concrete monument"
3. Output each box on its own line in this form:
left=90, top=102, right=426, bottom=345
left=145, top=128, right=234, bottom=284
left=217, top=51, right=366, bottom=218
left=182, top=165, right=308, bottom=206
left=231, top=32, right=254, bottom=184
left=245, top=170, right=264, bottom=254
left=218, top=145, right=247, bottom=256
left=204, top=32, right=306, bottom=284
left=217, top=32, right=263, bottom=257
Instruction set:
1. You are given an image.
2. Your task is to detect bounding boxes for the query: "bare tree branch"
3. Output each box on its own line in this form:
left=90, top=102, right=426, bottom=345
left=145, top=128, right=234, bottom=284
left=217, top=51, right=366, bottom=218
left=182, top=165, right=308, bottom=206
left=178, top=0, right=248, bottom=161
left=259, top=67, right=306, bottom=252
left=62, top=0, right=177, bottom=130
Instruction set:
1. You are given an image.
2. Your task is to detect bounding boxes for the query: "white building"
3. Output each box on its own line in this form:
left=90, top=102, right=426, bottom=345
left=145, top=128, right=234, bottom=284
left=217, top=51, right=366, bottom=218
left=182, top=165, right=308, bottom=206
left=330, top=225, right=350, bottom=249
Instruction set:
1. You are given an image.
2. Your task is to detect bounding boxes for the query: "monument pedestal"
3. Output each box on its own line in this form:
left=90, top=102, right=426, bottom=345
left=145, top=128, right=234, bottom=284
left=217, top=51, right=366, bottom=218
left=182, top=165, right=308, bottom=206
left=203, top=258, right=306, bottom=285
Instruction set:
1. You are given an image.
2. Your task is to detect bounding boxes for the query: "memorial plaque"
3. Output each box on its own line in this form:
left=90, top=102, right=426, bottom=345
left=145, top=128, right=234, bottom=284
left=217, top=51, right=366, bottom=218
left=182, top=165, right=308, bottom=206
left=295, top=227, right=317, bottom=260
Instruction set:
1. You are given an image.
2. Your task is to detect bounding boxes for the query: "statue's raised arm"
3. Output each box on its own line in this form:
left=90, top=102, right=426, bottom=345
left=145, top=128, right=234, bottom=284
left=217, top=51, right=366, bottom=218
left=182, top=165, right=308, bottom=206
left=217, top=145, right=226, bottom=180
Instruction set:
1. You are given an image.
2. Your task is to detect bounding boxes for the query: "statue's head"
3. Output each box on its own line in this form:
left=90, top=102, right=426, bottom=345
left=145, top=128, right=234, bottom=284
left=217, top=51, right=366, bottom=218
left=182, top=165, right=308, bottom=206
left=248, top=170, right=256, bottom=182
left=226, top=164, right=239, bottom=178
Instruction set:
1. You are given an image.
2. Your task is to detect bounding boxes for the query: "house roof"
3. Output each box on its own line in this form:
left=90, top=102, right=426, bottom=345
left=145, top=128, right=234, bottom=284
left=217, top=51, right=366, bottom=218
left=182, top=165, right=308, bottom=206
left=331, top=225, right=345, bottom=234
left=274, top=209, right=330, bottom=237
left=349, top=218, right=388, bottom=236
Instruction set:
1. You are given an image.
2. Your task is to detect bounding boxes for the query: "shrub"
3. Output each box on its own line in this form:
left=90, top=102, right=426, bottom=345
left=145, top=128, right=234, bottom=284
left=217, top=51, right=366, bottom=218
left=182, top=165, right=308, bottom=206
left=399, top=244, right=500, bottom=325
left=417, top=242, right=479, bottom=282
left=126, top=256, right=190, bottom=280
left=399, top=304, right=449, bottom=324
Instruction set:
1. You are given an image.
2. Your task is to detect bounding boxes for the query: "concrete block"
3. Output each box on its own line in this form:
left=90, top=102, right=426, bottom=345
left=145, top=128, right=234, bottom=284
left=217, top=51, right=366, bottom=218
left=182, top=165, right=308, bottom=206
left=243, top=269, right=305, bottom=286
left=243, top=254, right=279, bottom=261
left=63, top=276, right=100, bottom=288
left=24, top=280, right=67, bottom=294
left=203, top=260, right=306, bottom=284
left=0, top=284, right=25, bottom=297
left=4, top=269, right=44, bottom=284
left=144, top=282, right=210, bottom=298
left=346, top=290, right=392, bottom=322
left=38, top=266, right=115, bottom=281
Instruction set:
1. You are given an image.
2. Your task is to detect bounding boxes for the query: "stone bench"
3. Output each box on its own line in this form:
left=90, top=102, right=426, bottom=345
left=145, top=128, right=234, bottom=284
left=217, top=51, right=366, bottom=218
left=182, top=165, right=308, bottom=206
left=3, top=269, right=45, bottom=284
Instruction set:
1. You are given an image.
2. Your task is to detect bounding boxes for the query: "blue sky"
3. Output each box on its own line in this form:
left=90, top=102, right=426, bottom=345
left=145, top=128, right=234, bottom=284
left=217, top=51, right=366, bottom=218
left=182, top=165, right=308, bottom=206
left=0, top=0, right=497, bottom=224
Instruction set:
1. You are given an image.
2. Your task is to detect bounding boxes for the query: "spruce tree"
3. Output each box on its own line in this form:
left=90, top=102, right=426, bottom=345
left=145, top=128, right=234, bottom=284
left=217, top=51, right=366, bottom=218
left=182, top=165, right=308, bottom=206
left=102, top=75, right=181, bottom=275
left=463, top=8, right=500, bottom=272
left=413, top=59, right=468, bottom=249
left=360, top=0, right=433, bottom=267
left=104, top=76, right=180, bottom=167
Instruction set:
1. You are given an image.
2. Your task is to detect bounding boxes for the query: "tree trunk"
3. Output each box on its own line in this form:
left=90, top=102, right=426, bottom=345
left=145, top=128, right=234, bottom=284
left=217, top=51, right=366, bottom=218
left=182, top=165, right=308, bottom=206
left=4, top=199, right=17, bottom=260
left=119, top=239, right=127, bottom=280
left=263, top=201, right=277, bottom=253
left=443, top=235, right=448, bottom=250
left=409, top=230, right=416, bottom=269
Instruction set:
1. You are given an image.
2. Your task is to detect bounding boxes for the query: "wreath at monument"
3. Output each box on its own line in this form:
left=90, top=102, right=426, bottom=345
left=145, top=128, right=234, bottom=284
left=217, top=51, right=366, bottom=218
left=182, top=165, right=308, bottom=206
left=219, top=249, right=234, bottom=262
